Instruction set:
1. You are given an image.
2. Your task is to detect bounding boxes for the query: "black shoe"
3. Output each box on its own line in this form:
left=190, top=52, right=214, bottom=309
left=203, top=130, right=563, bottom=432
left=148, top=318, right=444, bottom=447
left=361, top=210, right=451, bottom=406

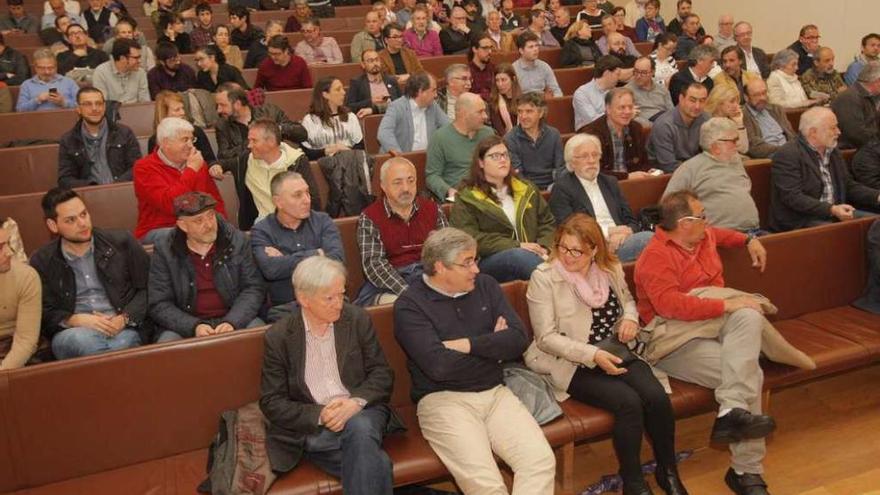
left=724, top=468, right=770, bottom=495
left=710, top=408, right=776, bottom=444
left=655, top=464, right=689, bottom=495
left=622, top=479, right=655, bottom=495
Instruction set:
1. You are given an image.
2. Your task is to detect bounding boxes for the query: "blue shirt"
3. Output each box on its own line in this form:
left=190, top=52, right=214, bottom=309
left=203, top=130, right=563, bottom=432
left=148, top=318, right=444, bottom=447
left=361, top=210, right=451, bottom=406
left=746, top=104, right=786, bottom=148
left=62, top=240, right=115, bottom=315
left=15, top=74, right=79, bottom=112
left=573, top=79, right=609, bottom=131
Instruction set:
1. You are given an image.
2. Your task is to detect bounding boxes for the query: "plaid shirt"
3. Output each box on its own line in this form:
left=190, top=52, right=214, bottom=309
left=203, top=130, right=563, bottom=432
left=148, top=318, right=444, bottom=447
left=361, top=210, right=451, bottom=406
left=608, top=120, right=629, bottom=173
left=357, top=198, right=448, bottom=295
left=807, top=142, right=836, bottom=204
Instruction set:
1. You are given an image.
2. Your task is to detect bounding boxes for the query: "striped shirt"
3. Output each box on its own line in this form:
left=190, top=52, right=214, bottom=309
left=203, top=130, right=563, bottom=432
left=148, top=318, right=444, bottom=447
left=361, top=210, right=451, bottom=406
left=303, top=317, right=350, bottom=406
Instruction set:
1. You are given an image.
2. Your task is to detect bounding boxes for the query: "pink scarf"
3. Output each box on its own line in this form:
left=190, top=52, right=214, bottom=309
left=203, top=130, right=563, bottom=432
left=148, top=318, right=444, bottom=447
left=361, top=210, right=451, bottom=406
left=552, top=259, right=611, bottom=308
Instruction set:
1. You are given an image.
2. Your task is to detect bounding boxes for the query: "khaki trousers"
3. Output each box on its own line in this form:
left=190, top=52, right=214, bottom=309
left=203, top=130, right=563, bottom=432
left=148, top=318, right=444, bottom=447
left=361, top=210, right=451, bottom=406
left=416, top=385, right=556, bottom=495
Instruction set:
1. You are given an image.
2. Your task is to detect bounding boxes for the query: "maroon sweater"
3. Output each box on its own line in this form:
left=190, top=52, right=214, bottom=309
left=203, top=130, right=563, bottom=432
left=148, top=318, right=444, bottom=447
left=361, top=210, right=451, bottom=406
left=363, top=197, right=439, bottom=268
left=253, top=55, right=313, bottom=91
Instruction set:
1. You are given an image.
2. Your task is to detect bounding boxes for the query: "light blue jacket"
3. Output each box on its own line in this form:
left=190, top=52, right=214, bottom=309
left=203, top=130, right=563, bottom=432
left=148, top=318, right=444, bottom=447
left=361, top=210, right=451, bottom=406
left=377, top=95, right=449, bottom=154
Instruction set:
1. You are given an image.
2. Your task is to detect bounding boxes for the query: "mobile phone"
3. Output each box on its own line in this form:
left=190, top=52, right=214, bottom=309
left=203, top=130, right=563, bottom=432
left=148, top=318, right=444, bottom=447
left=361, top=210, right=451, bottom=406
left=48, top=88, right=58, bottom=95
left=382, top=95, right=391, bottom=101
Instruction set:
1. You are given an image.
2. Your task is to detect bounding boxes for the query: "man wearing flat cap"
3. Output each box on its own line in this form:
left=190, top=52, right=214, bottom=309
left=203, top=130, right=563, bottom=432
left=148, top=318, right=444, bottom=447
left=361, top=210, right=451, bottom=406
left=148, top=191, right=266, bottom=342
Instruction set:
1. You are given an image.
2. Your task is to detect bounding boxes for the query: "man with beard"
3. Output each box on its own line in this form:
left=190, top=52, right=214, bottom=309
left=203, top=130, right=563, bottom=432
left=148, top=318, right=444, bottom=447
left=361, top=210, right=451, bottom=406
left=800, top=46, right=847, bottom=102
left=30, top=188, right=149, bottom=359
left=345, top=49, right=402, bottom=117
left=713, top=46, right=761, bottom=105
left=149, top=191, right=265, bottom=342
left=354, top=157, right=448, bottom=306
left=0, top=223, right=41, bottom=370
left=468, top=34, right=496, bottom=100
left=741, top=79, right=796, bottom=159
left=377, top=72, right=448, bottom=154
left=147, top=42, right=196, bottom=98
left=57, top=87, right=140, bottom=188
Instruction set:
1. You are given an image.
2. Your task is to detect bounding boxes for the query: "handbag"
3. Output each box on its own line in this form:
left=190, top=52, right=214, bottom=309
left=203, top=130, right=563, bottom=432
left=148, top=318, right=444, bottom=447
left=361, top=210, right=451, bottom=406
left=502, top=363, right=563, bottom=425
left=593, top=335, right=638, bottom=366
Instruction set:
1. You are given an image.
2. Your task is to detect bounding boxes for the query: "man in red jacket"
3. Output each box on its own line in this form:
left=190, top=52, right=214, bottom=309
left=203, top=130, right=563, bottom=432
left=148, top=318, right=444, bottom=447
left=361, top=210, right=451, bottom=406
left=133, top=116, right=226, bottom=243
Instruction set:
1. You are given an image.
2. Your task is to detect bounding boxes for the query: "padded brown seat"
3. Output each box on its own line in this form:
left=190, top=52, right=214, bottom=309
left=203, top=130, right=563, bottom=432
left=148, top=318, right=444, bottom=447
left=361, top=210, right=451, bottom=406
left=799, top=306, right=880, bottom=357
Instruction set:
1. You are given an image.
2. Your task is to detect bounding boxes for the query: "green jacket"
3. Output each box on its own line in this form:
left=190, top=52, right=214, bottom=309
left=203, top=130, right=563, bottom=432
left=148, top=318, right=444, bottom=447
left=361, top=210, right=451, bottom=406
left=450, top=177, right=556, bottom=257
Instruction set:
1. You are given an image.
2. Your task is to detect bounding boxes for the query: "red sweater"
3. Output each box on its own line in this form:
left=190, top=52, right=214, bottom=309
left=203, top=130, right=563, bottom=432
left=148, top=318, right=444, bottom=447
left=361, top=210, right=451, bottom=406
left=363, top=197, right=440, bottom=268
left=133, top=151, right=227, bottom=239
left=634, top=226, right=747, bottom=324
left=253, top=55, right=312, bottom=91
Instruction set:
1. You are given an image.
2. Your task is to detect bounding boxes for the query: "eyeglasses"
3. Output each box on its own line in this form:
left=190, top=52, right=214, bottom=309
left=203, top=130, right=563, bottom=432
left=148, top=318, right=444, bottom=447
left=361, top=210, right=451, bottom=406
left=633, top=69, right=653, bottom=76
left=718, top=136, right=739, bottom=143
left=452, top=75, right=472, bottom=82
left=556, top=244, right=588, bottom=258
left=678, top=212, right=707, bottom=223
left=386, top=34, right=403, bottom=39
left=485, top=151, right=510, bottom=161
left=450, top=258, right=479, bottom=269
left=478, top=44, right=495, bottom=50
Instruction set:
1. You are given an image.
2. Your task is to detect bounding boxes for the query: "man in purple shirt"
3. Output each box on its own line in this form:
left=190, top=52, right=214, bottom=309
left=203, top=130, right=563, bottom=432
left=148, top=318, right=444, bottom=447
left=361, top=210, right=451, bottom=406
left=147, top=41, right=196, bottom=99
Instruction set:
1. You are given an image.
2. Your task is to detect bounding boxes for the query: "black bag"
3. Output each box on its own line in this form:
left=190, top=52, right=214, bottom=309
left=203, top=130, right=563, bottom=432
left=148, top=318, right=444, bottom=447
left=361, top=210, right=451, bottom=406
left=593, top=335, right=638, bottom=366
left=638, top=204, right=662, bottom=232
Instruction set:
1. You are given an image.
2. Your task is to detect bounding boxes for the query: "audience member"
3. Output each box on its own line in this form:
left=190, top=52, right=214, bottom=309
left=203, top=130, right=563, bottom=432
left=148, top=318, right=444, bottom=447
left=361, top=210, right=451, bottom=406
left=228, top=6, right=264, bottom=51
left=396, top=0, right=415, bottom=26
left=450, top=136, right=555, bottom=282
left=513, top=31, right=562, bottom=97
left=250, top=171, right=342, bottom=307
left=437, top=63, right=472, bottom=119
left=245, top=20, right=284, bottom=69
left=831, top=61, right=880, bottom=150
left=15, top=48, right=75, bottom=112
left=0, top=223, right=41, bottom=370
left=283, top=0, right=312, bottom=32
left=549, top=134, right=653, bottom=261
left=488, top=62, right=520, bottom=134
left=147, top=41, right=196, bottom=98
left=668, top=44, right=716, bottom=105
left=606, top=32, right=637, bottom=72
left=505, top=92, right=564, bottom=189
left=440, top=6, right=473, bottom=55
left=713, top=46, right=759, bottom=105
left=713, top=13, right=734, bottom=50
left=770, top=107, right=880, bottom=232
left=295, top=17, right=344, bottom=65
left=57, top=23, right=109, bottom=75
left=133, top=117, right=227, bottom=242
left=525, top=214, right=681, bottom=494
left=576, top=0, right=605, bottom=29
left=623, top=0, right=648, bottom=29
left=149, top=191, right=265, bottom=342
left=634, top=0, right=664, bottom=43
left=150, top=0, right=195, bottom=31
left=41, top=0, right=83, bottom=31
left=468, top=35, right=496, bottom=100
left=574, top=55, right=622, bottom=131
left=732, top=21, right=769, bottom=78
left=426, top=92, right=495, bottom=200
left=626, top=55, right=674, bottom=126
left=355, top=157, right=448, bottom=305
left=378, top=72, right=448, bottom=153
left=649, top=32, right=678, bottom=87
left=301, top=76, right=364, bottom=160
left=147, top=91, right=217, bottom=162
left=705, top=85, right=748, bottom=155
left=560, top=20, right=601, bottom=67
left=851, top=138, right=880, bottom=189
left=0, top=0, right=37, bottom=34
left=195, top=44, right=249, bottom=92
left=741, top=84, right=795, bottom=162
left=766, top=49, right=824, bottom=109
left=260, top=255, right=400, bottom=495
left=0, top=32, right=29, bottom=86
left=378, top=22, right=422, bottom=83
left=610, top=6, right=636, bottom=42
left=92, top=38, right=149, bottom=103
left=844, top=33, right=880, bottom=86
left=213, top=24, right=244, bottom=69
left=800, top=47, right=847, bottom=102
left=664, top=0, right=703, bottom=37
left=58, top=87, right=140, bottom=188
left=255, top=35, right=312, bottom=91
left=190, top=3, right=214, bottom=49
left=485, top=9, right=513, bottom=49
left=30, top=188, right=147, bottom=359
left=596, top=14, right=639, bottom=57
left=635, top=190, right=778, bottom=495
left=345, top=49, right=402, bottom=117
left=582, top=87, right=654, bottom=179
left=523, top=8, right=559, bottom=48
left=499, top=0, right=521, bottom=31
left=664, top=117, right=760, bottom=232
left=789, top=24, right=820, bottom=76
left=214, top=84, right=308, bottom=164
left=403, top=5, right=442, bottom=56
left=393, top=226, right=555, bottom=493
left=648, top=82, right=709, bottom=172
left=156, top=13, right=192, bottom=54
left=351, top=11, right=385, bottom=62
left=102, top=19, right=155, bottom=72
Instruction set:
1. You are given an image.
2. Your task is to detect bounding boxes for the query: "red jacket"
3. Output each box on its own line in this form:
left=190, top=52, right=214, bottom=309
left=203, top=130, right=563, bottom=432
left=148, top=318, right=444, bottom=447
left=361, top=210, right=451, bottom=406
left=634, top=226, right=746, bottom=324
left=133, top=151, right=227, bottom=239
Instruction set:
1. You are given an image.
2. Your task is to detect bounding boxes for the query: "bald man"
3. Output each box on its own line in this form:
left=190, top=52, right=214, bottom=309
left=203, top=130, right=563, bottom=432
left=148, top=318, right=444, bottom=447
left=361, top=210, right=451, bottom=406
left=713, top=14, right=735, bottom=50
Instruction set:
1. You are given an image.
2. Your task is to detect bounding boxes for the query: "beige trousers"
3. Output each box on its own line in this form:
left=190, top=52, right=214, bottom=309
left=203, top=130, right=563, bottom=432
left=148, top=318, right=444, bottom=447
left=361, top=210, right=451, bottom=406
left=416, top=385, right=556, bottom=495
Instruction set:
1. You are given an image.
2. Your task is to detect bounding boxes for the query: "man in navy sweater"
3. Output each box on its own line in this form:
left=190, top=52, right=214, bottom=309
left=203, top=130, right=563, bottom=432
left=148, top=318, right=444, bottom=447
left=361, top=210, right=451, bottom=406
left=393, top=227, right=556, bottom=495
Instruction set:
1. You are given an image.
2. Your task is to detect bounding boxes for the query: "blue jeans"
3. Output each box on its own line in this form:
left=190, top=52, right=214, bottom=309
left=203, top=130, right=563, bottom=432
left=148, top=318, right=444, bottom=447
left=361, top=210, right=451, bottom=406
left=615, top=231, right=654, bottom=262
left=303, top=405, right=393, bottom=495
left=155, top=317, right=266, bottom=343
left=478, top=248, right=544, bottom=283
left=52, top=327, right=141, bottom=360
left=353, top=262, right=423, bottom=306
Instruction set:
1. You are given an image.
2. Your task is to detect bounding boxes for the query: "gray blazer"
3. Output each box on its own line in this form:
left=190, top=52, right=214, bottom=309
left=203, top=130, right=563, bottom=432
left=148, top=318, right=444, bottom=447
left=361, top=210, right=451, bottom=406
left=377, top=95, right=450, bottom=154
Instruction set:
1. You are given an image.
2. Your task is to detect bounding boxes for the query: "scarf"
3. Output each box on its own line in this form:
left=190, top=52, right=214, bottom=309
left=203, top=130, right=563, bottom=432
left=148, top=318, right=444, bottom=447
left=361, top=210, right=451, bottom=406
left=552, top=259, right=610, bottom=308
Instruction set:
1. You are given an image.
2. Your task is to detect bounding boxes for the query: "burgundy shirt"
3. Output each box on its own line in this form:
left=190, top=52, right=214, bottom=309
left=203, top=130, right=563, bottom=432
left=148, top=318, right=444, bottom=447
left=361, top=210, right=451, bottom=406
left=190, top=246, right=228, bottom=319
left=469, top=60, right=495, bottom=101
left=254, top=55, right=313, bottom=91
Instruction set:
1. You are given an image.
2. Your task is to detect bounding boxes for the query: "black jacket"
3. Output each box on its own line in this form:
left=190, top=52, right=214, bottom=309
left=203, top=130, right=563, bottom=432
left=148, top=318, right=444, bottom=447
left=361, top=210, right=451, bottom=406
left=830, top=83, right=879, bottom=150
left=769, top=135, right=880, bottom=232
left=260, top=304, right=404, bottom=473
left=231, top=24, right=264, bottom=51
left=549, top=170, right=641, bottom=230
left=57, top=120, right=141, bottom=188
left=344, top=73, right=402, bottom=113
left=29, top=228, right=151, bottom=341
left=57, top=47, right=109, bottom=75
left=851, top=139, right=880, bottom=189
left=0, top=45, right=30, bottom=85
left=196, top=63, right=249, bottom=92
left=215, top=103, right=308, bottom=165
left=560, top=37, right=602, bottom=68
left=668, top=67, right=714, bottom=105
left=147, top=218, right=266, bottom=339
left=244, top=39, right=268, bottom=69
left=788, top=40, right=813, bottom=76
left=749, top=46, right=771, bottom=79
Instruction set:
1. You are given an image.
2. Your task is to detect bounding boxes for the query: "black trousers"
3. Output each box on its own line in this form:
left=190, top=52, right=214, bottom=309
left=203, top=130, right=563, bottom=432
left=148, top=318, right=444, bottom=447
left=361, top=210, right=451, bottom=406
left=567, top=359, right=677, bottom=482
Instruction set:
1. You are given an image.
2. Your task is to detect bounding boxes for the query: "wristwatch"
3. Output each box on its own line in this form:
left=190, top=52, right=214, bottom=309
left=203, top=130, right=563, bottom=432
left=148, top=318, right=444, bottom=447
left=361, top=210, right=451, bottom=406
left=744, top=233, right=755, bottom=246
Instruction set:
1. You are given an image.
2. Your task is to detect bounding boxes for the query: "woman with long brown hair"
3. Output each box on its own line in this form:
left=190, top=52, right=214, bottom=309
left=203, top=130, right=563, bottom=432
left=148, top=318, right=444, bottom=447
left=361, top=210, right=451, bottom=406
left=300, top=76, right=364, bottom=160
left=488, top=62, right=521, bottom=135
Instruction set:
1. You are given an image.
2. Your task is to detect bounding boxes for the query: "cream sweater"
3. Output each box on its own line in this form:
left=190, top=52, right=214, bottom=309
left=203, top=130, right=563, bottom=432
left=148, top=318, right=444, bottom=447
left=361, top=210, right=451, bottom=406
left=0, top=261, right=41, bottom=370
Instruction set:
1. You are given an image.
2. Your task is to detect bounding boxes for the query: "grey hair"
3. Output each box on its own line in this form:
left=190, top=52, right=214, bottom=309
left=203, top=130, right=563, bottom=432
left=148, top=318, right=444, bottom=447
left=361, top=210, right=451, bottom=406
left=421, top=227, right=477, bottom=276
left=270, top=170, right=305, bottom=196
left=444, top=63, right=469, bottom=79
left=771, top=48, right=799, bottom=71
left=379, top=156, right=416, bottom=184
left=688, top=44, right=718, bottom=64
left=32, top=48, right=56, bottom=63
left=157, top=117, right=194, bottom=144
left=798, top=106, right=833, bottom=135
left=563, top=133, right=601, bottom=171
left=266, top=19, right=284, bottom=30
left=292, top=255, right=347, bottom=297
left=699, top=116, right=738, bottom=151
left=857, top=60, right=880, bottom=83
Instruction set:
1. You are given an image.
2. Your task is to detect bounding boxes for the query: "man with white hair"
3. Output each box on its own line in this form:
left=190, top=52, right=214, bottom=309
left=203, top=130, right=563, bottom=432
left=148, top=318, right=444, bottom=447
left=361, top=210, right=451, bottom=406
left=393, top=227, right=556, bottom=495
left=251, top=171, right=344, bottom=308
left=133, top=117, right=226, bottom=243
left=436, top=63, right=472, bottom=120
left=713, top=14, right=735, bottom=50
left=260, top=256, right=402, bottom=494
left=664, top=117, right=761, bottom=233
left=831, top=61, right=880, bottom=149
left=355, top=157, right=448, bottom=306
left=733, top=21, right=769, bottom=79
left=425, top=92, right=495, bottom=201
left=769, top=107, right=880, bottom=232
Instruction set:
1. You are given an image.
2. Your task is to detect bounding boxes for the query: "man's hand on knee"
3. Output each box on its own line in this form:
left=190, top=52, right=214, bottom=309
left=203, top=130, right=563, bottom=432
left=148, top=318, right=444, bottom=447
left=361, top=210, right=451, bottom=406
left=321, top=398, right=364, bottom=432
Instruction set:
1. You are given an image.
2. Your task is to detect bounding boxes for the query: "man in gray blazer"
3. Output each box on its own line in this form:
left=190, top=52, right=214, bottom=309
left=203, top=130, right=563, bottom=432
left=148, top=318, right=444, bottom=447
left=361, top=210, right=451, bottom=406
left=377, top=72, right=450, bottom=154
